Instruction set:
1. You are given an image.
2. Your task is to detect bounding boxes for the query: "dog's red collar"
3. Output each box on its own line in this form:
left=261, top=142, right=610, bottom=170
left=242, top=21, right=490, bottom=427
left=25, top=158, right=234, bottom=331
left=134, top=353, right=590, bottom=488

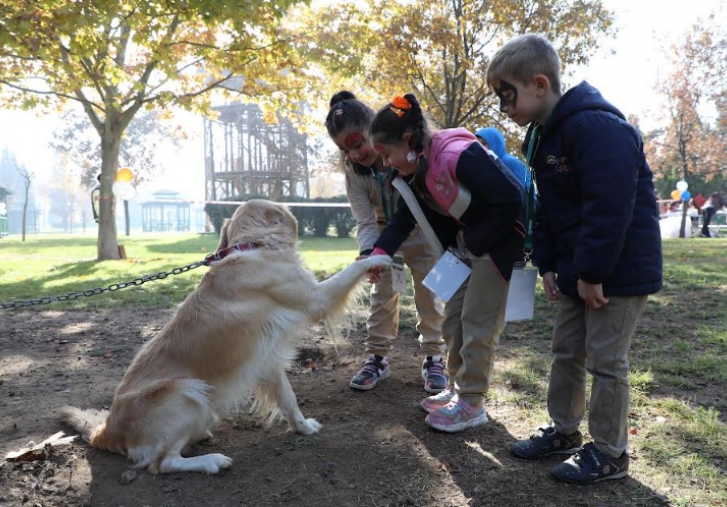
left=204, top=242, right=260, bottom=264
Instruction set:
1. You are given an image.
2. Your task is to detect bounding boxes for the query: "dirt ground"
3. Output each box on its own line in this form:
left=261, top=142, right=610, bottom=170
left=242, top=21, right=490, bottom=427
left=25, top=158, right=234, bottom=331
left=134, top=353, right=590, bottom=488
left=0, top=308, right=676, bottom=507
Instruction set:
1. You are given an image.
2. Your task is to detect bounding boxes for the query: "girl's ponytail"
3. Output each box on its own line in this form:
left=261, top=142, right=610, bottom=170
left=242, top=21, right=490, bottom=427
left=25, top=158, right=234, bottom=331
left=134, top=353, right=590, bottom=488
left=325, top=91, right=375, bottom=139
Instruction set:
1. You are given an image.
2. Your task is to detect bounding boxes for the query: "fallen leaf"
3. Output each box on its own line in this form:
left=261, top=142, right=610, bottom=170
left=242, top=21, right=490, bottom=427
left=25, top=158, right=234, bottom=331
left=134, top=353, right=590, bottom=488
left=4, top=432, right=77, bottom=462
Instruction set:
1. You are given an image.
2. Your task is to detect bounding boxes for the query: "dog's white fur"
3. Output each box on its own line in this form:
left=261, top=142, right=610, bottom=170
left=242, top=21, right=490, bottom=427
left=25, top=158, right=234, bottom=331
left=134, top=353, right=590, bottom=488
left=58, top=199, right=390, bottom=474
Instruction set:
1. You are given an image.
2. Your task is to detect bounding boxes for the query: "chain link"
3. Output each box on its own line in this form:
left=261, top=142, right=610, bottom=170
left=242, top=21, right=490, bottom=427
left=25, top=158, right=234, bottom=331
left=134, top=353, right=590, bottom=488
left=0, top=260, right=209, bottom=310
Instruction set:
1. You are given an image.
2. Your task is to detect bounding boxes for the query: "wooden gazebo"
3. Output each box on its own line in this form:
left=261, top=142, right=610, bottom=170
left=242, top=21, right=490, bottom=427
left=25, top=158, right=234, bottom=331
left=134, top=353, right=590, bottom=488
left=141, top=190, right=191, bottom=232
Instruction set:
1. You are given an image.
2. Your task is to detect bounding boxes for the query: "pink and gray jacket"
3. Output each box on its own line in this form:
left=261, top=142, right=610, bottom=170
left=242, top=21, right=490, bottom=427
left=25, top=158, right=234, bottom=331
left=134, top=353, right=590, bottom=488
left=374, top=128, right=526, bottom=281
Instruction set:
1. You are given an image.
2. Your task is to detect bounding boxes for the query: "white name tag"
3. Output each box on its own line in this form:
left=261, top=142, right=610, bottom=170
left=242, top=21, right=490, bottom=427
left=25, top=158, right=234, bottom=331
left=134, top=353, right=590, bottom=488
left=505, top=264, right=538, bottom=322
left=422, top=250, right=472, bottom=302
left=391, top=255, right=408, bottom=294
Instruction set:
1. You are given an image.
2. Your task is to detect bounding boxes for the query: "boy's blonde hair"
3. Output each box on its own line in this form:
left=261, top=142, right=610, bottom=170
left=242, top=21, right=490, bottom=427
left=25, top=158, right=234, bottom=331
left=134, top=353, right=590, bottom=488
left=487, top=33, right=562, bottom=93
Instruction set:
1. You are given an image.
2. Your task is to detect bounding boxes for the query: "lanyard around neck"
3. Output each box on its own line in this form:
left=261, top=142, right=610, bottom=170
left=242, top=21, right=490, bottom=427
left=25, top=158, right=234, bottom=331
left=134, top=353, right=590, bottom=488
left=374, top=168, right=396, bottom=222
left=523, top=124, right=541, bottom=255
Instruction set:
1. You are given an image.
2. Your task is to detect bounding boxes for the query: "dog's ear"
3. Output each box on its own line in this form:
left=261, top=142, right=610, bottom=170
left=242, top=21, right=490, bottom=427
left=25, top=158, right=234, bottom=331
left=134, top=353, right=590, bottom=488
left=286, top=209, right=298, bottom=238
left=264, top=208, right=280, bottom=225
left=266, top=207, right=298, bottom=238
left=216, top=219, right=230, bottom=251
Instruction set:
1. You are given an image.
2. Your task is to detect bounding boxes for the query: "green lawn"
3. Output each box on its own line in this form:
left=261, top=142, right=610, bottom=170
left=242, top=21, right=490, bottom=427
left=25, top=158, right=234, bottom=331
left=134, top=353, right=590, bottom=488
left=0, top=233, right=358, bottom=310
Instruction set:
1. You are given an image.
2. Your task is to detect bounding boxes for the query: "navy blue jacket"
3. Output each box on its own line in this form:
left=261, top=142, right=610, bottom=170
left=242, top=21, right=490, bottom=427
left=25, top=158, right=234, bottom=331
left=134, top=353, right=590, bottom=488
left=524, top=81, right=662, bottom=298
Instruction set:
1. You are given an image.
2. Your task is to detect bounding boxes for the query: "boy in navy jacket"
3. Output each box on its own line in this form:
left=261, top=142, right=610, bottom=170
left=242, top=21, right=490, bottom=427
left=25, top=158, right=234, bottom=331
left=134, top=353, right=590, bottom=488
left=487, top=33, right=662, bottom=485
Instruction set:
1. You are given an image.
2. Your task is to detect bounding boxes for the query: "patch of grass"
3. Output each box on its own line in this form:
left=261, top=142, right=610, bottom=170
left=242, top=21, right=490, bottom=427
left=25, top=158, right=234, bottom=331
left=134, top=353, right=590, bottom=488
left=638, top=399, right=727, bottom=505
left=0, top=233, right=358, bottom=310
left=494, top=353, right=550, bottom=408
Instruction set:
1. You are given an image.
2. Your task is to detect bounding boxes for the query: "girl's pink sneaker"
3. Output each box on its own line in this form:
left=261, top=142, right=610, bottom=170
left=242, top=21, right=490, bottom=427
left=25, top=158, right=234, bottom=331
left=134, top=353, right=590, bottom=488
left=425, top=398, right=488, bottom=432
left=420, top=385, right=456, bottom=413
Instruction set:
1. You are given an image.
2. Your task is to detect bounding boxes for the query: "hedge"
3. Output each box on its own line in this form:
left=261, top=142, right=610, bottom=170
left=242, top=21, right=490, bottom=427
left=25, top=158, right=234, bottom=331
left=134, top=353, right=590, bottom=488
left=204, top=195, right=356, bottom=239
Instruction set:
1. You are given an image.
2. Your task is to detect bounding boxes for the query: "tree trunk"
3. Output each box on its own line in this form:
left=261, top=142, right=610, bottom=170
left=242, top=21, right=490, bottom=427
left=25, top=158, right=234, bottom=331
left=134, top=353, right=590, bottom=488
left=97, top=127, right=122, bottom=260
left=21, top=181, right=29, bottom=242
left=679, top=202, right=689, bottom=238
left=678, top=162, right=689, bottom=238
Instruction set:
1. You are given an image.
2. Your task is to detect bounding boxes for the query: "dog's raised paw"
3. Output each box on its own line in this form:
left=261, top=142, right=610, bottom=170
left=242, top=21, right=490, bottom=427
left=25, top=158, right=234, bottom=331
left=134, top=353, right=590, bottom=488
left=297, top=418, right=323, bottom=435
left=366, top=255, right=392, bottom=269
left=201, top=453, right=233, bottom=474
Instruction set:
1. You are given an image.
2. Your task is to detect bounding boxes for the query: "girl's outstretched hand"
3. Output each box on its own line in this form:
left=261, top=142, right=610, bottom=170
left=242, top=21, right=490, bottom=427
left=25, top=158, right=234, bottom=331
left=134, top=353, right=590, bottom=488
left=357, top=247, right=388, bottom=283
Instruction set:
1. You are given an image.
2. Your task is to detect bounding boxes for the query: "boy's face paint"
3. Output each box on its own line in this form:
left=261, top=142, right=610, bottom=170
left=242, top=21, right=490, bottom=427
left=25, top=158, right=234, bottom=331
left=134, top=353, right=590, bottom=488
left=494, top=80, right=518, bottom=112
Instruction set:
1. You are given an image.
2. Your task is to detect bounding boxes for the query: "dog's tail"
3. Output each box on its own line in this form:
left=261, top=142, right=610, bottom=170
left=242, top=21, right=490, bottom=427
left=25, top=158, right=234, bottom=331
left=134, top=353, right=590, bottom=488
left=58, top=406, right=109, bottom=444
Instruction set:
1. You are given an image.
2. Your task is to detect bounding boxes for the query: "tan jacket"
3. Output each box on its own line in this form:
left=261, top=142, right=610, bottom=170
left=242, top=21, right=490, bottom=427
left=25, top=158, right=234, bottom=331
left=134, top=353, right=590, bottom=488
left=344, top=165, right=400, bottom=254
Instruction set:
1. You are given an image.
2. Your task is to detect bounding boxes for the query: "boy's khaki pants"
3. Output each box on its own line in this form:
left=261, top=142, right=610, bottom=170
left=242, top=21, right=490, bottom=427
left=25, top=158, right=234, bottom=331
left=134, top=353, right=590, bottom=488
left=441, top=255, right=509, bottom=406
left=366, top=227, right=445, bottom=357
left=549, top=295, right=648, bottom=458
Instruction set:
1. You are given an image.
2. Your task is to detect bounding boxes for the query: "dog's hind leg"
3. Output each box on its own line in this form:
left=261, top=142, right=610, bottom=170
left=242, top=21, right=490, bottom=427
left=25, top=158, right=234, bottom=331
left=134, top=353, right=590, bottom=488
left=131, top=379, right=226, bottom=474
left=156, top=437, right=232, bottom=474
left=267, top=369, right=322, bottom=435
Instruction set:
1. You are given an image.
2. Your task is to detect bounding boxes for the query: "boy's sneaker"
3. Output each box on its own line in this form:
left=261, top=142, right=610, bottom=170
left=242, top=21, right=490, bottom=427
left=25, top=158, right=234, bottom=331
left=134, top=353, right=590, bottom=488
left=349, top=355, right=390, bottom=391
left=421, top=355, right=448, bottom=393
left=425, top=398, right=488, bottom=432
left=510, top=425, right=583, bottom=459
left=551, top=443, right=629, bottom=485
left=420, top=385, right=456, bottom=413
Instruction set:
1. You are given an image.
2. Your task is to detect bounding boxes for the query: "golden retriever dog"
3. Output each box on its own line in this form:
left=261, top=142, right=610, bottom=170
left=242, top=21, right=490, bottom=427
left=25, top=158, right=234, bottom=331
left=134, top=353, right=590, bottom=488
left=59, top=199, right=391, bottom=474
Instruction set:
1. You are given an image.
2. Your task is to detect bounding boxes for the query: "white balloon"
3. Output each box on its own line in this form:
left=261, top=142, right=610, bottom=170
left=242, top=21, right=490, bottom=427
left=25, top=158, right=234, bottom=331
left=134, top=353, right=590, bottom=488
left=122, top=185, right=136, bottom=201
left=676, top=180, right=688, bottom=192
left=112, top=181, right=129, bottom=196
left=112, top=181, right=136, bottom=200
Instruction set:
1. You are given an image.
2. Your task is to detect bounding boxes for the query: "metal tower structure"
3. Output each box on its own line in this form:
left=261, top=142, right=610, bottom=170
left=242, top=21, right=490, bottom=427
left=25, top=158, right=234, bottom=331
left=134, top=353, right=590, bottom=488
left=204, top=103, right=309, bottom=202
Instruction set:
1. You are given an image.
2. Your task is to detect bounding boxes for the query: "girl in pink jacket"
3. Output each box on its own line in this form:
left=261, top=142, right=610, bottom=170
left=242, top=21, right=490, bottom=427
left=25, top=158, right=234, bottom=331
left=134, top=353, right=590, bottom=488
left=368, top=94, right=525, bottom=432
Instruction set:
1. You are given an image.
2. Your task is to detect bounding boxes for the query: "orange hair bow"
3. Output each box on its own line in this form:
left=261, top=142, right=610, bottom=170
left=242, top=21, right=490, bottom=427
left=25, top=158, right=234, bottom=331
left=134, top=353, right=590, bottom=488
left=390, top=95, right=411, bottom=117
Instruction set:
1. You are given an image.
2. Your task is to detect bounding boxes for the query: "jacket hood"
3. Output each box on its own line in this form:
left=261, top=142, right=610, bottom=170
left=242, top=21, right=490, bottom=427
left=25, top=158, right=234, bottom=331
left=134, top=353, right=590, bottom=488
left=429, top=128, right=478, bottom=168
left=475, top=127, right=506, bottom=157
left=545, top=81, right=625, bottom=132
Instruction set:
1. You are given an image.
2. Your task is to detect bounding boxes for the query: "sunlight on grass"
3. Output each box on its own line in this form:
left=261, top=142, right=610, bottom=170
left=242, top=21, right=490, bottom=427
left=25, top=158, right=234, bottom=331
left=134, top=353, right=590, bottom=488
left=0, top=233, right=358, bottom=310
left=638, top=398, right=727, bottom=506
left=630, top=368, right=655, bottom=397
left=494, top=354, right=550, bottom=409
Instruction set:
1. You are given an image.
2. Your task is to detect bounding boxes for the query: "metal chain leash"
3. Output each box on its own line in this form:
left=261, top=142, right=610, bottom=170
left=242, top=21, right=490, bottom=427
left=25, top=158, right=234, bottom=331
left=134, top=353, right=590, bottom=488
left=0, top=259, right=210, bottom=310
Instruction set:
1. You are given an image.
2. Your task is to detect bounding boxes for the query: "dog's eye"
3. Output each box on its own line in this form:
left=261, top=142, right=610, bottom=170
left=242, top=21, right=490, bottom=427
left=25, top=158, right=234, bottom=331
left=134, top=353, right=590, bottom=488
left=271, top=218, right=280, bottom=225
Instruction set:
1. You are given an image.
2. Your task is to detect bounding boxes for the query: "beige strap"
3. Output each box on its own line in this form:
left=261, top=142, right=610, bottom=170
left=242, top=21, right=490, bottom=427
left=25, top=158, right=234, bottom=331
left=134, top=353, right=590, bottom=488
left=391, top=177, right=445, bottom=258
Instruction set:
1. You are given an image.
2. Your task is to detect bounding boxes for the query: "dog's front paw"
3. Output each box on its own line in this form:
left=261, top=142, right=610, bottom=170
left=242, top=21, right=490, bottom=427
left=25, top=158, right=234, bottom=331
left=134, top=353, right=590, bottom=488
left=204, top=453, right=233, bottom=474
left=365, top=255, right=392, bottom=270
left=296, top=418, right=323, bottom=435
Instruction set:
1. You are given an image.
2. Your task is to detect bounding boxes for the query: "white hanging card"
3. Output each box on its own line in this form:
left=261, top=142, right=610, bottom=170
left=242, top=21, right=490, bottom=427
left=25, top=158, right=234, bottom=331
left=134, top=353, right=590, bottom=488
left=505, top=264, right=538, bottom=322
left=391, top=255, right=408, bottom=294
left=422, top=251, right=472, bottom=303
